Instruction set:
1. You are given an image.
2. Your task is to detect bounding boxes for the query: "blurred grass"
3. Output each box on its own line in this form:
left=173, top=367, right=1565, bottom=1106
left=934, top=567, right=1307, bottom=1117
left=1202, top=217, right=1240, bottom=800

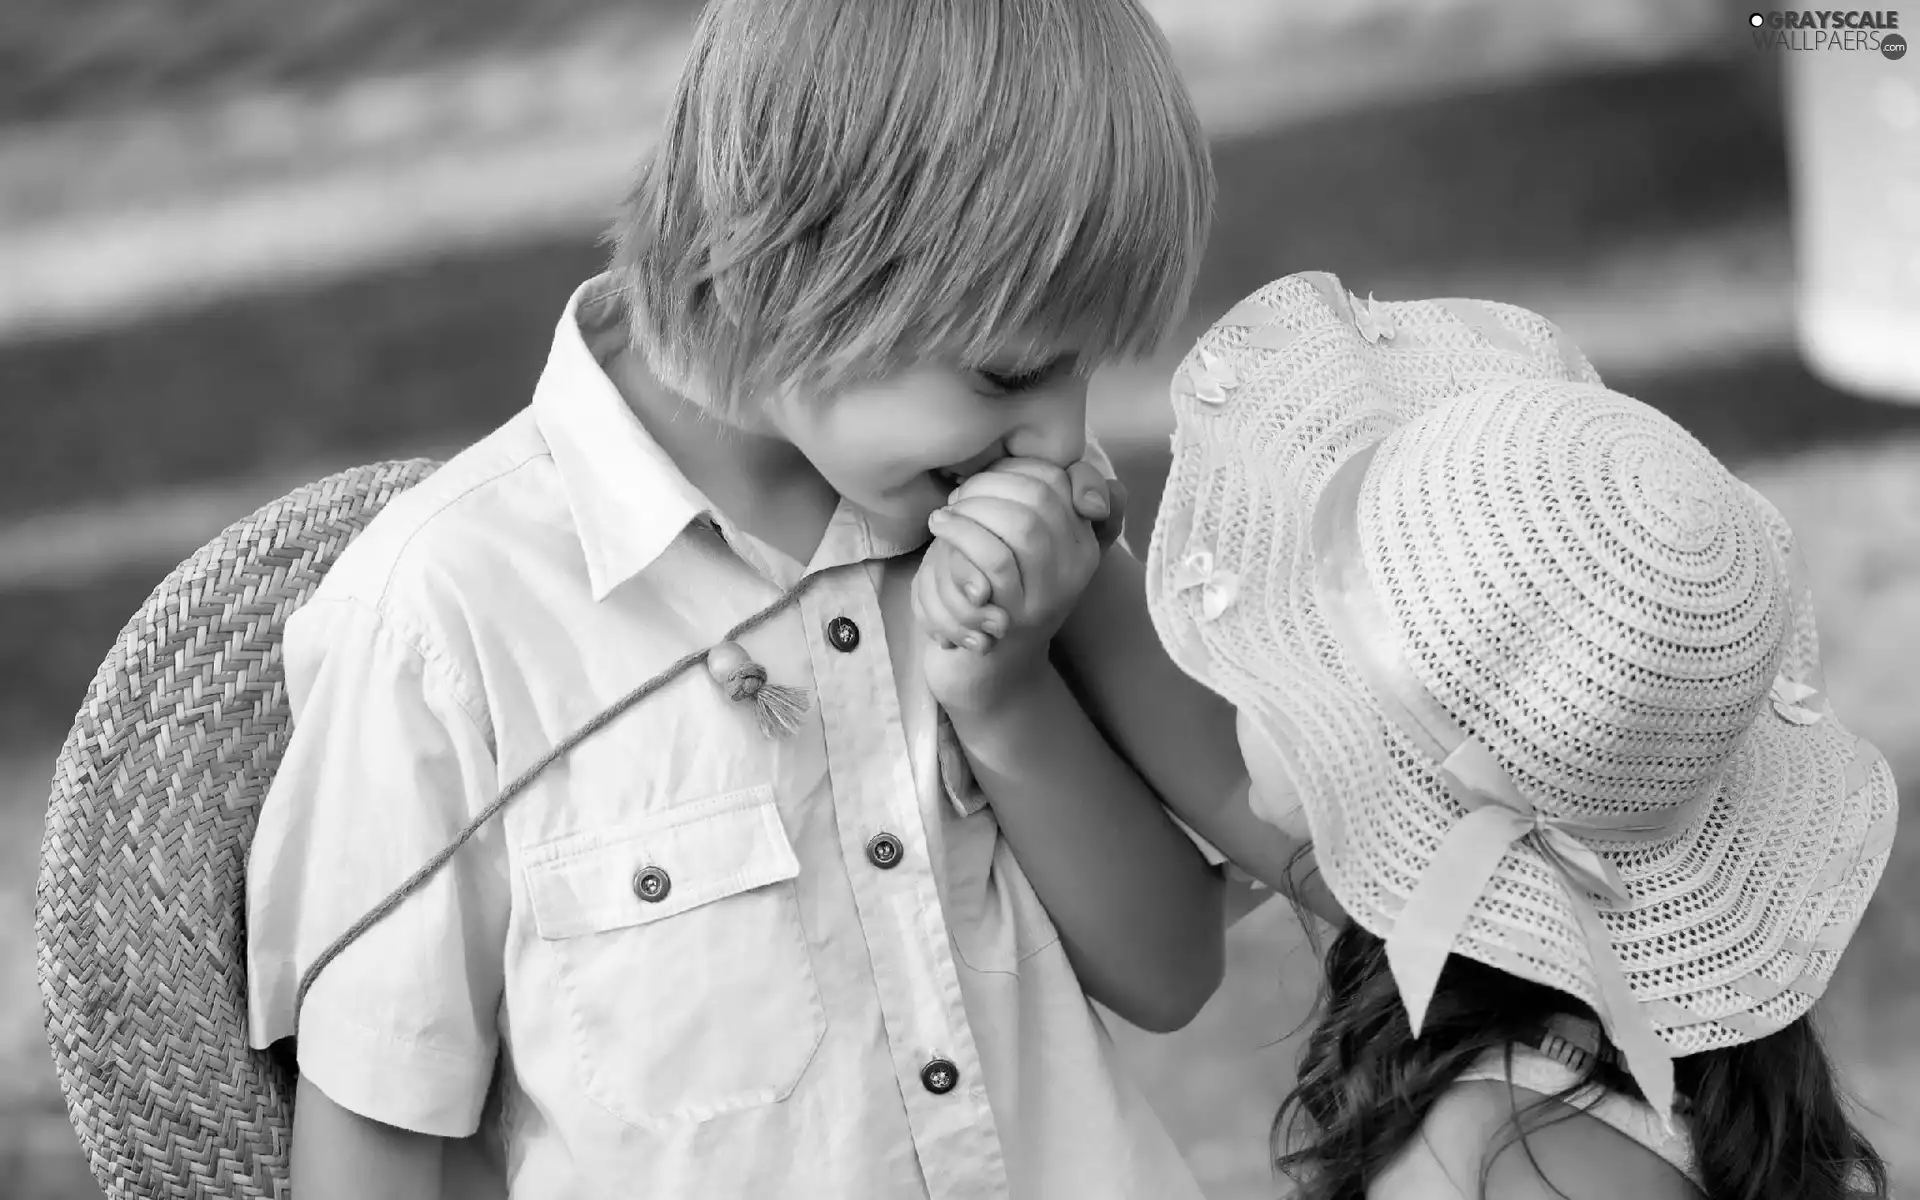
left=0, top=0, right=703, bottom=127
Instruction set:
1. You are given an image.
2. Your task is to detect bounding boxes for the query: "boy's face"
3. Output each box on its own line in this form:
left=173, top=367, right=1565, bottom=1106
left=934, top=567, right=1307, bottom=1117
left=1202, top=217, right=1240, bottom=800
left=766, top=351, right=1090, bottom=543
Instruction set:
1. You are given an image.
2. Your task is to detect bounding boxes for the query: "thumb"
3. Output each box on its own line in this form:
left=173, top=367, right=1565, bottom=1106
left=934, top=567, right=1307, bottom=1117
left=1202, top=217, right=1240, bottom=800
left=1091, top=476, right=1129, bottom=552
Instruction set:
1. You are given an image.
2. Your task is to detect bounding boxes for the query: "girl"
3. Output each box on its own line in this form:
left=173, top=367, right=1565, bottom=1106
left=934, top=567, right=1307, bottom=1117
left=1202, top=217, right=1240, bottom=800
left=1135, top=273, right=1897, bottom=1198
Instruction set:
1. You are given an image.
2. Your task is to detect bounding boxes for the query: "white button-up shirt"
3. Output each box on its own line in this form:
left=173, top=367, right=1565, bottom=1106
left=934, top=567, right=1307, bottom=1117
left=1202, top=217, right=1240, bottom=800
left=246, top=277, right=1212, bottom=1199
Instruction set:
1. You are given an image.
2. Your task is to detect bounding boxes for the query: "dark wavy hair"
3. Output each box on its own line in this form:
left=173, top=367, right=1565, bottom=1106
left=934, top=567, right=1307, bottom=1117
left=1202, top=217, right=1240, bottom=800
left=1274, top=918, right=1888, bottom=1200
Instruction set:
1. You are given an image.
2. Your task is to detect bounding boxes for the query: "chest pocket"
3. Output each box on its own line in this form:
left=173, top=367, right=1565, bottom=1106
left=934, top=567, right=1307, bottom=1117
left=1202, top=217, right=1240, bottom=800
left=524, top=784, right=826, bottom=1129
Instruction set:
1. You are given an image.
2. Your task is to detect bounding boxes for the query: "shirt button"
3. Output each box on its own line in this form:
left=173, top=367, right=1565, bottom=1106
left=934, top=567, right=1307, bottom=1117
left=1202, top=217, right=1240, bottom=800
left=920, top=1058, right=959, bottom=1096
left=865, top=832, right=904, bottom=870
left=632, top=865, right=672, bottom=903
left=826, top=616, right=861, bottom=653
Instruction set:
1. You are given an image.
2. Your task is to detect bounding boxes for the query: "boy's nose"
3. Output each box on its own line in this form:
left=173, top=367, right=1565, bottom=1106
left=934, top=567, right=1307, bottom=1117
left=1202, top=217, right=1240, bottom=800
left=1004, top=383, right=1089, bottom=468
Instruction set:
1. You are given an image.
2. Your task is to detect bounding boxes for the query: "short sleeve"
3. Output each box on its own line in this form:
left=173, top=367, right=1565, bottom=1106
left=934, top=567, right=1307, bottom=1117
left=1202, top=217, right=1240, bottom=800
left=245, top=597, right=509, bottom=1138
left=1167, top=805, right=1274, bottom=927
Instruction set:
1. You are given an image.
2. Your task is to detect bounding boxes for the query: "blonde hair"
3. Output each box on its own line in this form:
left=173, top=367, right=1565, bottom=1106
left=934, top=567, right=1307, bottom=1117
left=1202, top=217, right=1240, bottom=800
left=608, top=0, right=1213, bottom=416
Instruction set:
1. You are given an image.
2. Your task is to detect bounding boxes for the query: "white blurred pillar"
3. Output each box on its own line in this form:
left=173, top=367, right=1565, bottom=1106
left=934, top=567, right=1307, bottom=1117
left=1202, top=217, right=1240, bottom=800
left=1786, top=40, right=1920, bottom=404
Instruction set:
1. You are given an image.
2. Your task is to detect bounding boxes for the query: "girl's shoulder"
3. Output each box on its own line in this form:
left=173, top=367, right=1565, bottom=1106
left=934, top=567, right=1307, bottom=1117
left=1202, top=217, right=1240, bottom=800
left=1367, top=1073, right=1703, bottom=1200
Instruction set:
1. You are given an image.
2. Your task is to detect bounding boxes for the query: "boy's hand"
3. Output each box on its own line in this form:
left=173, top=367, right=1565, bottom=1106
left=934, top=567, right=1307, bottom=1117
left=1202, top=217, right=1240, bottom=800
left=913, top=459, right=1121, bottom=713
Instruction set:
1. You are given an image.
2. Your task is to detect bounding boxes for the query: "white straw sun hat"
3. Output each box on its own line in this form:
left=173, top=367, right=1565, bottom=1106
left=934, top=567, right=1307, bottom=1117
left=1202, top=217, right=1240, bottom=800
left=1144, top=272, right=1899, bottom=1123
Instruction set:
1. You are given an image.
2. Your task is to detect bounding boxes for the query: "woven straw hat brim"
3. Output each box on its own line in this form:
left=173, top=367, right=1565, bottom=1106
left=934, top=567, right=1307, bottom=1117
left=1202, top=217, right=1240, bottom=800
left=36, top=459, right=440, bottom=1200
left=1146, top=273, right=1898, bottom=1056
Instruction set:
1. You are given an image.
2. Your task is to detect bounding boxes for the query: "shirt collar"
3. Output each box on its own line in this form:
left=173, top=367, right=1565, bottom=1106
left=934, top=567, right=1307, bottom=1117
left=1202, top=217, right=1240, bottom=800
left=532, top=276, right=713, bottom=602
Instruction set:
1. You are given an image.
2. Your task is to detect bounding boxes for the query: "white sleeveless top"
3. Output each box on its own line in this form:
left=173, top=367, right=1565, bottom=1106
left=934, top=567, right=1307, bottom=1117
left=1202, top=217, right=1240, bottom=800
left=1451, top=1019, right=1701, bottom=1188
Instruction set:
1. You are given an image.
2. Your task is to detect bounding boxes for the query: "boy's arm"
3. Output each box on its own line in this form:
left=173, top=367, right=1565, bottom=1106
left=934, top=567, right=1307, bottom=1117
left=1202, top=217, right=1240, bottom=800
left=943, top=664, right=1226, bottom=1032
left=292, top=1075, right=446, bottom=1200
left=1053, top=541, right=1345, bottom=926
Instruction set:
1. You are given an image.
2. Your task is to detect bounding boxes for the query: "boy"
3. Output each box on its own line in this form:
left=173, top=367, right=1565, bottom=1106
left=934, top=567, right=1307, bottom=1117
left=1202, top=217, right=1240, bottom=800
left=245, top=1, right=1319, bottom=1196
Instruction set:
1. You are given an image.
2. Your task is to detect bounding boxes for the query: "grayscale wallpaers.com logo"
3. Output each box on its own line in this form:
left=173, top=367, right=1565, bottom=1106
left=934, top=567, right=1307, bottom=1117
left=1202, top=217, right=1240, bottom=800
left=1749, top=10, right=1907, bottom=57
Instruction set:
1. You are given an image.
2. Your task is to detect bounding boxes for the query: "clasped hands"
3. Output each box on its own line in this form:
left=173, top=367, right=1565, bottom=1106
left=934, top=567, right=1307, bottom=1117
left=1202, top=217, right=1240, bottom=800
left=913, top=458, right=1126, bottom=715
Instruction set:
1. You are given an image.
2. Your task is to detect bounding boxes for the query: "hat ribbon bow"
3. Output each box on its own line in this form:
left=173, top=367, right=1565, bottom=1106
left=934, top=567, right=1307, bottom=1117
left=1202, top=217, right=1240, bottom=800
left=1395, top=739, right=1671, bottom=1121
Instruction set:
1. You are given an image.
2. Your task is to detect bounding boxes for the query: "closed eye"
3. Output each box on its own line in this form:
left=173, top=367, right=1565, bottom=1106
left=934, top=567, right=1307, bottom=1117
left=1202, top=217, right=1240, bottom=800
left=981, top=368, right=1048, bottom=392
left=979, top=355, right=1076, bottom=394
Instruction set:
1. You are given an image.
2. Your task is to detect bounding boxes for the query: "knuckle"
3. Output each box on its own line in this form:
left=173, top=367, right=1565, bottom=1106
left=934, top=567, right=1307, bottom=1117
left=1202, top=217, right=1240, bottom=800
left=1000, top=511, right=1042, bottom=549
left=983, top=544, right=1017, bottom=582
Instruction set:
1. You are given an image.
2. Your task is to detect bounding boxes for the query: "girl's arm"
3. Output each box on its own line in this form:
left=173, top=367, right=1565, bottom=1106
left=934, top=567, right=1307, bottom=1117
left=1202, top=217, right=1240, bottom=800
left=292, top=1074, right=447, bottom=1200
left=1053, top=542, right=1345, bottom=925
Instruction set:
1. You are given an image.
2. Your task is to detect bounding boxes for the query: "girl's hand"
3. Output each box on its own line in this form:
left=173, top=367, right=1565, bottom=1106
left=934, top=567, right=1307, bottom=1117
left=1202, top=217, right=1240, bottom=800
left=916, top=459, right=1125, bottom=652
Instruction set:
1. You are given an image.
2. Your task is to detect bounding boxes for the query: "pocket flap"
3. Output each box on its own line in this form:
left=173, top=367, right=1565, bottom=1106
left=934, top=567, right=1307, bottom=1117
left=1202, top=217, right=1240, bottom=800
left=525, top=784, right=800, bottom=939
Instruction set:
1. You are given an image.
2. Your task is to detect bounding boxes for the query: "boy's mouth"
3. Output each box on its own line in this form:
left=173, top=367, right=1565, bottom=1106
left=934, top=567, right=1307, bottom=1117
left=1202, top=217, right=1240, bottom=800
left=932, top=450, right=1004, bottom=492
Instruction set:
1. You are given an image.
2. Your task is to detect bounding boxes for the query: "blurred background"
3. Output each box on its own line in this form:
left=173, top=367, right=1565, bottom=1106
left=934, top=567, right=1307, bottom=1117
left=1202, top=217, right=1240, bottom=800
left=3, top=1, right=1917, bottom=1196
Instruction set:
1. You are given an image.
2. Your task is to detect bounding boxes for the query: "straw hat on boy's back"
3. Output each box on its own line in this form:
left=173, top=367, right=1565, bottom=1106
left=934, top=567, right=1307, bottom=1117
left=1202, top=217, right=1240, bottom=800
left=1144, top=272, right=1898, bottom=1120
